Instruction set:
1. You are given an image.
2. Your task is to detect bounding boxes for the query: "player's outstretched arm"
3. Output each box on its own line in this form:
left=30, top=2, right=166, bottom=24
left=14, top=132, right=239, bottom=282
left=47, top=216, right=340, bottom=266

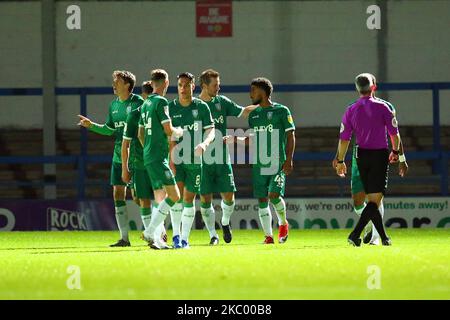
left=121, top=139, right=131, bottom=184
left=241, top=105, right=258, bottom=119
left=282, top=130, right=296, bottom=175
left=77, top=115, right=115, bottom=136
left=169, top=140, right=177, bottom=176
left=162, top=122, right=184, bottom=140
left=195, top=128, right=215, bottom=156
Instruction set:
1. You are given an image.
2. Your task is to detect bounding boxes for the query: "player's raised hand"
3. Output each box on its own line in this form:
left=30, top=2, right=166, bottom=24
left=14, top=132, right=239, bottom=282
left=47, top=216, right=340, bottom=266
left=77, top=115, right=92, bottom=128
left=399, top=161, right=409, bottom=177
left=194, top=142, right=207, bottom=157
left=282, top=159, right=293, bottom=176
left=336, top=162, right=347, bottom=177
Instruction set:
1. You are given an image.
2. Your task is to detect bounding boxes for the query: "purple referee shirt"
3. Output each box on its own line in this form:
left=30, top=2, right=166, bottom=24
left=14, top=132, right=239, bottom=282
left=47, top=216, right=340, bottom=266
left=340, top=96, right=399, bottom=149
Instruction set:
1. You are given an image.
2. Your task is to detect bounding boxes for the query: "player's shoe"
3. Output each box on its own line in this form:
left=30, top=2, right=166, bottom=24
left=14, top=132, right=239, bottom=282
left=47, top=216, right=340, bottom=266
left=172, top=235, right=182, bottom=249
left=181, top=240, right=190, bottom=249
left=110, top=239, right=130, bottom=247
left=369, top=236, right=380, bottom=246
left=363, top=231, right=373, bottom=244
left=263, top=236, right=274, bottom=244
left=278, top=224, right=289, bottom=243
left=381, top=237, right=392, bottom=246
left=209, top=236, right=219, bottom=246
left=221, top=223, right=233, bottom=243
left=149, top=238, right=171, bottom=250
left=347, top=234, right=362, bottom=247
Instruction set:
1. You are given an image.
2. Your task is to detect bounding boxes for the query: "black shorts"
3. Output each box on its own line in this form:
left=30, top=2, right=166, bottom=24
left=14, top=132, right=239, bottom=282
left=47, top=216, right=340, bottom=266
left=356, top=147, right=389, bottom=195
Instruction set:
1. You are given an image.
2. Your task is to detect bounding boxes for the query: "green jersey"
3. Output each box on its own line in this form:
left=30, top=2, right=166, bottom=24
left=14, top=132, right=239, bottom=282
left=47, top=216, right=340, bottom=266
left=169, top=97, right=214, bottom=167
left=123, top=105, right=145, bottom=170
left=103, top=93, right=144, bottom=164
left=138, top=94, right=171, bottom=166
left=248, top=102, right=295, bottom=168
left=201, top=95, right=243, bottom=164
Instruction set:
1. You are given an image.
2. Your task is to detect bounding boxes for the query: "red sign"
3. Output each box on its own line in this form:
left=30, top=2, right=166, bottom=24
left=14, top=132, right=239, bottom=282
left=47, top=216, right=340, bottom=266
left=196, top=0, right=232, bottom=37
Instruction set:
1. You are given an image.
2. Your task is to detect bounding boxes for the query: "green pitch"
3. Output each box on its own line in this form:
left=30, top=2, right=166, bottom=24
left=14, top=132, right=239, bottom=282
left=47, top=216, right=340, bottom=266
left=0, top=229, right=448, bottom=300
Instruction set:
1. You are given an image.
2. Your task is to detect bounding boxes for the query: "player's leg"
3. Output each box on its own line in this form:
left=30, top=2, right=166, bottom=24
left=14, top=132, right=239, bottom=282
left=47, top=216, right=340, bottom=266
left=370, top=200, right=384, bottom=245
left=143, top=161, right=180, bottom=249
left=181, top=189, right=197, bottom=249
left=365, top=149, right=391, bottom=245
left=180, top=167, right=201, bottom=248
left=170, top=181, right=184, bottom=248
left=253, top=166, right=273, bottom=243
left=133, top=168, right=153, bottom=230
left=130, top=185, right=140, bottom=206
left=170, top=164, right=185, bottom=248
left=220, top=192, right=234, bottom=243
left=349, top=150, right=391, bottom=246
left=110, top=162, right=130, bottom=247
left=351, top=158, right=372, bottom=243
left=218, top=164, right=237, bottom=243
left=200, top=193, right=219, bottom=245
left=258, top=198, right=274, bottom=244
left=139, top=198, right=152, bottom=230
left=199, top=164, right=219, bottom=245
left=268, top=171, right=288, bottom=243
left=348, top=152, right=371, bottom=246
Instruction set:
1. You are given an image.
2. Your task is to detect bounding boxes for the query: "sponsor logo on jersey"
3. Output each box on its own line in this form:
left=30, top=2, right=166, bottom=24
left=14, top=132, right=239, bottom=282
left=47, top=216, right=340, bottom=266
left=214, top=115, right=224, bottom=124
left=254, top=124, right=274, bottom=132
left=184, top=123, right=200, bottom=131
left=173, top=114, right=183, bottom=118
left=192, top=110, right=199, bottom=118
left=251, top=115, right=259, bottom=119
left=287, top=115, right=293, bottom=124
left=114, top=121, right=126, bottom=128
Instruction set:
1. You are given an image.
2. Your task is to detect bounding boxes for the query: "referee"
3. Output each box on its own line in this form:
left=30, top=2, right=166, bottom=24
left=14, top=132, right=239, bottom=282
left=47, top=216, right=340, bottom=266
left=335, top=73, right=402, bottom=246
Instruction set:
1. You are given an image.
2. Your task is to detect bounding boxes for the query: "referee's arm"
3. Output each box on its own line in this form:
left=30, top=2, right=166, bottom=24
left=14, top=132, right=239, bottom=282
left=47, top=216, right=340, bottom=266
left=335, top=139, right=350, bottom=177
left=335, top=112, right=353, bottom=177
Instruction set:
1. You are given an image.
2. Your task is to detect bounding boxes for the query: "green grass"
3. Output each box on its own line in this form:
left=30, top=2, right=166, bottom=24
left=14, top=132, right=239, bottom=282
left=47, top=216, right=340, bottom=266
left=0, top=229, right=448, bottom=300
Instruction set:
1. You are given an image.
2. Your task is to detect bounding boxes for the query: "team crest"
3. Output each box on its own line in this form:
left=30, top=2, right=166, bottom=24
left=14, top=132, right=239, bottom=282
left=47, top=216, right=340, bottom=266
left=215, top=103, right=221, bottom=111
left=164, top=171, right=172, bottom=179
left=126, top=105, right=131, bottom=114
left=192, top=109, right=199, bottom=118
left=267, top=112, right=273, bottom=120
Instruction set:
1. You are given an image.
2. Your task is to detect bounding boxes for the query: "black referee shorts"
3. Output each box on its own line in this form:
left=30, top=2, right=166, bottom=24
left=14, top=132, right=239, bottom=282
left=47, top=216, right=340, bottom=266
left=356, top=147, right=389, bottom=195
